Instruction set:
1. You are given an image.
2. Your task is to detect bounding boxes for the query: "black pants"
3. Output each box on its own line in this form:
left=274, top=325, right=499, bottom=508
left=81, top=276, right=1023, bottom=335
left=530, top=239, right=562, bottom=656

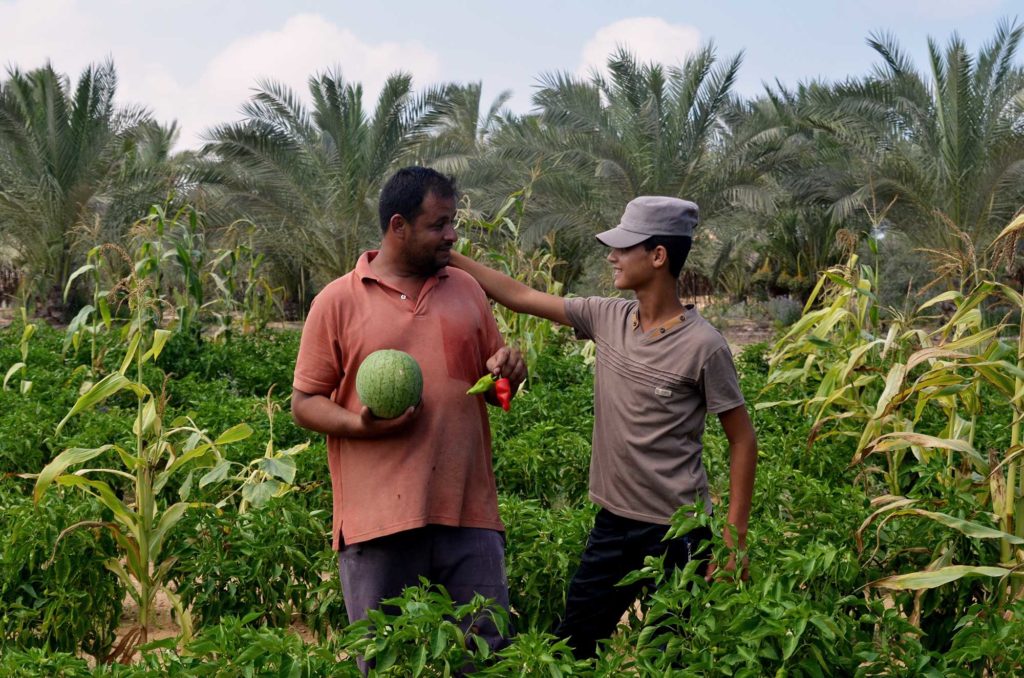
left=554, top=508, right=712, bottom=659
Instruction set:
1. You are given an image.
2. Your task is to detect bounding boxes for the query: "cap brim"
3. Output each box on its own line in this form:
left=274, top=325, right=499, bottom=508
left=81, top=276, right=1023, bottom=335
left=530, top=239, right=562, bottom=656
left=595, top=225, right=648, bottom=248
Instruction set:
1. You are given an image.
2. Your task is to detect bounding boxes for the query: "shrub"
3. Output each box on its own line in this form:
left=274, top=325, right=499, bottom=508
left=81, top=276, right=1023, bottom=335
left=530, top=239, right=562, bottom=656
left=166, top=498, right=342, bottom=630
left=491, top=345, right=594, bottom=508
left=0, top=487, right=123, bottom=658
left=0, top=649, right=92, bottom=677
left=500, top=496, right=594, bottom=631
left=128, top=614, right=355, bottom=677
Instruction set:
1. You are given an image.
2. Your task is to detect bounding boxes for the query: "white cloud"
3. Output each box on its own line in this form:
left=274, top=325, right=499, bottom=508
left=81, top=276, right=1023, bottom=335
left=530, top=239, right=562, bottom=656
left=1, top=3, right=442, bottom=148
left=578, top=17, right=702, bottom=78
left=173, top=13, right=441, bottom=146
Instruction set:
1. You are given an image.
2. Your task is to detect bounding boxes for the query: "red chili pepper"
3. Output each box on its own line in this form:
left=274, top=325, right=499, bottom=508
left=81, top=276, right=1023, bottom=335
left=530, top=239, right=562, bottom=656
left=495, top=377, right=512, bottom=411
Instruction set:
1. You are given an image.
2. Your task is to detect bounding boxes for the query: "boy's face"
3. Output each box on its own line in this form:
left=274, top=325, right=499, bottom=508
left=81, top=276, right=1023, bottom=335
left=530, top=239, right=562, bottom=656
left=606, top=244, right=657, bottom=290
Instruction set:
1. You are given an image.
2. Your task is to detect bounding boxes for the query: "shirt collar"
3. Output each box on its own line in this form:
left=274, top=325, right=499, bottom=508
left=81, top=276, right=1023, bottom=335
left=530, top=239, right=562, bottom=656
left=356, top=250, right=450, bottom=282
left=631, top=304, right=695, bottom=340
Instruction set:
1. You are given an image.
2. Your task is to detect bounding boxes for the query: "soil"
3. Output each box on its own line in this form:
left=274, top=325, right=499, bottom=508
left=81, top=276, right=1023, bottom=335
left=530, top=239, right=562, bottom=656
left=718, top=319, right=776, bottom=354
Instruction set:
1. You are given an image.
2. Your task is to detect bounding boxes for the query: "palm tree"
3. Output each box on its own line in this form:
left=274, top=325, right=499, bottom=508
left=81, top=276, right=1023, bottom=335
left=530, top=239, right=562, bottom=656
left=715, top=81, right=879, bottom=298
left=0, top=60, right=171, bottom=306
left=831, top=20, right=1024, bottom=262
left=199, top=69, right=447, bottom=295
left=409, top=81, right=512, bottom=177
left=490, top=46, right=768, bottom=287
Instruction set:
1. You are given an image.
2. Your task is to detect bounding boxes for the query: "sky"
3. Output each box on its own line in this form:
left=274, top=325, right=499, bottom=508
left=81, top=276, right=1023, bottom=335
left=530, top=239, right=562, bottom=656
left=1, top=0, right=1020, bottom=149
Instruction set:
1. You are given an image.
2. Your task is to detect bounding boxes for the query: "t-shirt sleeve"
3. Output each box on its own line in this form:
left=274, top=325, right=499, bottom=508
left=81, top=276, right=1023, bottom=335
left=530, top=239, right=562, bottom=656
left=563, top=296, right=599, bottom=340
left=700, top=345, right=746, bottom=414
left=292, top=292, right=343, bottom=396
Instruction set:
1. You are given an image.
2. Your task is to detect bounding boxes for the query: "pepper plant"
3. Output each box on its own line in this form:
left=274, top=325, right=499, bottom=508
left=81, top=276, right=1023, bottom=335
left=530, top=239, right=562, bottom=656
left=32, top=267, right=253, bottom=658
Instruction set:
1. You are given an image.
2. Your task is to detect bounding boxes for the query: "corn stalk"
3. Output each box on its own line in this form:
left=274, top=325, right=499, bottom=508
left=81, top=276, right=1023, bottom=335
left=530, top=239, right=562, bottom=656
left=33, top=267, right=252, bottom=659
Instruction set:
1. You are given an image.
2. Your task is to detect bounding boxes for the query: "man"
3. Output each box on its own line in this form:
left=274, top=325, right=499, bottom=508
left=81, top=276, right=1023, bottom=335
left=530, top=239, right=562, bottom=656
left=450, top=196, right=758, bottom=659
left=291, top=167, right=526, bottom=660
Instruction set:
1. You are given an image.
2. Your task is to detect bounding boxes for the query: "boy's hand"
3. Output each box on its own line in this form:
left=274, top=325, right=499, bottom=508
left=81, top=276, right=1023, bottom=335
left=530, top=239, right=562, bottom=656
left=705, top=551, right=750, bottom=583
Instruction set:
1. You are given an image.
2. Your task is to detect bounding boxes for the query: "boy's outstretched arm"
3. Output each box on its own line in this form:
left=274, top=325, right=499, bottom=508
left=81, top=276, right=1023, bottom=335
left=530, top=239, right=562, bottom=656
left=707, top=404, right=758, bottom=582
left=450, top=251, right=570, bottom=326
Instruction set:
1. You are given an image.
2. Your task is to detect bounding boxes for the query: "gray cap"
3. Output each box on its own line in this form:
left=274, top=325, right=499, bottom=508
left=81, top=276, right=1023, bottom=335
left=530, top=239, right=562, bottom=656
left=595, top=196, right=699, bottom=248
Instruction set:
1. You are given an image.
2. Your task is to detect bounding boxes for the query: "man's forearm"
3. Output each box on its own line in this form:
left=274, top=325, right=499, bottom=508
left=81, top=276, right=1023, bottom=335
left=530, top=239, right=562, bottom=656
left=292, top=392, right=361, bottom=437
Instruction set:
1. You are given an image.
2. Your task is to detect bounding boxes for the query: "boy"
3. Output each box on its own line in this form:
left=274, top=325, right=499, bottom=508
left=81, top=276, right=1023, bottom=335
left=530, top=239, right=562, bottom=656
left=450, top=195, right=757, bottom=658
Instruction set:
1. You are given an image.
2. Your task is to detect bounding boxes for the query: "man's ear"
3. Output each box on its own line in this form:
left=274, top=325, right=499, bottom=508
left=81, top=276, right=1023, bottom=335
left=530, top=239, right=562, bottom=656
left=387, top=213, right=407, bottom=238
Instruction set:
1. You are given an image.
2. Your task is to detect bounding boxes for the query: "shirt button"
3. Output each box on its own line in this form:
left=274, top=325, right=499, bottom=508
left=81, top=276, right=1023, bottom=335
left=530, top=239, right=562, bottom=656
left=400, top=294, right=407, bottom=300
left=659, top=327, right=666, bottom=333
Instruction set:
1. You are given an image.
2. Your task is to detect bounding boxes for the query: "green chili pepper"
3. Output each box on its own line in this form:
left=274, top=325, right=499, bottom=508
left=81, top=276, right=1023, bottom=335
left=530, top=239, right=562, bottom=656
left=466, top=374, right=497, bottom=395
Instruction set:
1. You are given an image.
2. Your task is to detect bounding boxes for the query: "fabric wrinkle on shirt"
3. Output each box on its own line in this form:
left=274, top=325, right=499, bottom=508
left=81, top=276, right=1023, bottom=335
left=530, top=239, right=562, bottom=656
left=564, top=296, right=746, bottom=524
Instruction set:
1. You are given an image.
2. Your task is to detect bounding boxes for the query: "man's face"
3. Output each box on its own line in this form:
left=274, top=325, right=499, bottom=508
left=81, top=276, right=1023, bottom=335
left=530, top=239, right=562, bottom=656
left=403, top=191, right=458, bottom=273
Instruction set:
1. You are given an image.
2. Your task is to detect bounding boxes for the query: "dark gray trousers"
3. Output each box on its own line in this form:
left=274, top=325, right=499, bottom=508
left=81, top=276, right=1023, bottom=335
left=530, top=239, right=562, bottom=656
left=554, top=508, right=712, bottom=659
left=338, top=525, right=511, bottom=669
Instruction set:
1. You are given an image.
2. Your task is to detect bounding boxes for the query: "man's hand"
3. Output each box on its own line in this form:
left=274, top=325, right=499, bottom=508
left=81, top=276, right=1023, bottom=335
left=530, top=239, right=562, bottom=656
left=292, top=388, right=421, bottom=439
left=485, top=346, right=527, bottom=390
left=353, top=402, right=422, bottom=438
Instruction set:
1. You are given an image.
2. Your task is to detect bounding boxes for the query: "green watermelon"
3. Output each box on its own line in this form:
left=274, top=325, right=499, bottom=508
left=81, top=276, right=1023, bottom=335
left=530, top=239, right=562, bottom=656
left=355, top=350, right=423, bottom=419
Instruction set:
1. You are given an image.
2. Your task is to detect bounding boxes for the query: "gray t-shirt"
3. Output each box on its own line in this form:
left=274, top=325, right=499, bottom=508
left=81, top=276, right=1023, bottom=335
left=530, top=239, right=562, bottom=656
left=564, top=296, right=745, bottom=524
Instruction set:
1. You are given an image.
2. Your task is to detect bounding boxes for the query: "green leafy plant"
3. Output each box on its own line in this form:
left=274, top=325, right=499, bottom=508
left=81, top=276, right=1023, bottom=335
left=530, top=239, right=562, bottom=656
left=457, top=188, right=573, bottom=377
left=764, top=214, right=1024, bottom=614
left=32, top=266, right=254, bottom=659
left=197, top=387, right=310, bottom=512
left=500, top=497, right=593, bottom=631
left=0, top=488, right=123, bottom=659
left=166, top=498, right=334, bottom=628
left=3, top=309, right=37, bottom=394
left=132, top=614, right=357, bottom=677
left=63, top=245, right=114, bottom=374
left=336, top=581, right=509, bottom=676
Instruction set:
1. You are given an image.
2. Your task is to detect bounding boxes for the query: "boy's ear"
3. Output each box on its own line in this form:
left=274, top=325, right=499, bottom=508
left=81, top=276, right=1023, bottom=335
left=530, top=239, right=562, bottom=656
left=651, top=244, right=669, bottom=269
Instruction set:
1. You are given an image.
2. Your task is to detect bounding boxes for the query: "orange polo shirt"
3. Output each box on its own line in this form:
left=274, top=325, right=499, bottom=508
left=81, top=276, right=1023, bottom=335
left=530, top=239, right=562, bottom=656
left=293, top=251, right=505, bottom=548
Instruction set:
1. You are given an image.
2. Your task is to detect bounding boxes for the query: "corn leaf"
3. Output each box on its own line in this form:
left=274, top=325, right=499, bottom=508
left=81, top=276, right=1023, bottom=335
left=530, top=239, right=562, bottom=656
left=885, top=508, right=1024, bottom=543
left=149, top=502, right=189, bottom=561
left=63, top=264, right=96, bottom=301
left=57, top=373, right=147, bottom=434
left=142, top=329, right=173, bottom=363
left=3, top=362, right=26, bottom=390
left=118, top=332, right=143, bottom=375
left=870, top=565, right=1010, bottom=591
left=34, top=445, right=115, bottom=502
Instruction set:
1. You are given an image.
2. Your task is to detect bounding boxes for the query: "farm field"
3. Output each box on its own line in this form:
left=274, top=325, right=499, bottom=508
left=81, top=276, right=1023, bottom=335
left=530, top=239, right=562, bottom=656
left=2, top=286, right=1023, bottom=676
left=2, top=14, right=1024, bottom=675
